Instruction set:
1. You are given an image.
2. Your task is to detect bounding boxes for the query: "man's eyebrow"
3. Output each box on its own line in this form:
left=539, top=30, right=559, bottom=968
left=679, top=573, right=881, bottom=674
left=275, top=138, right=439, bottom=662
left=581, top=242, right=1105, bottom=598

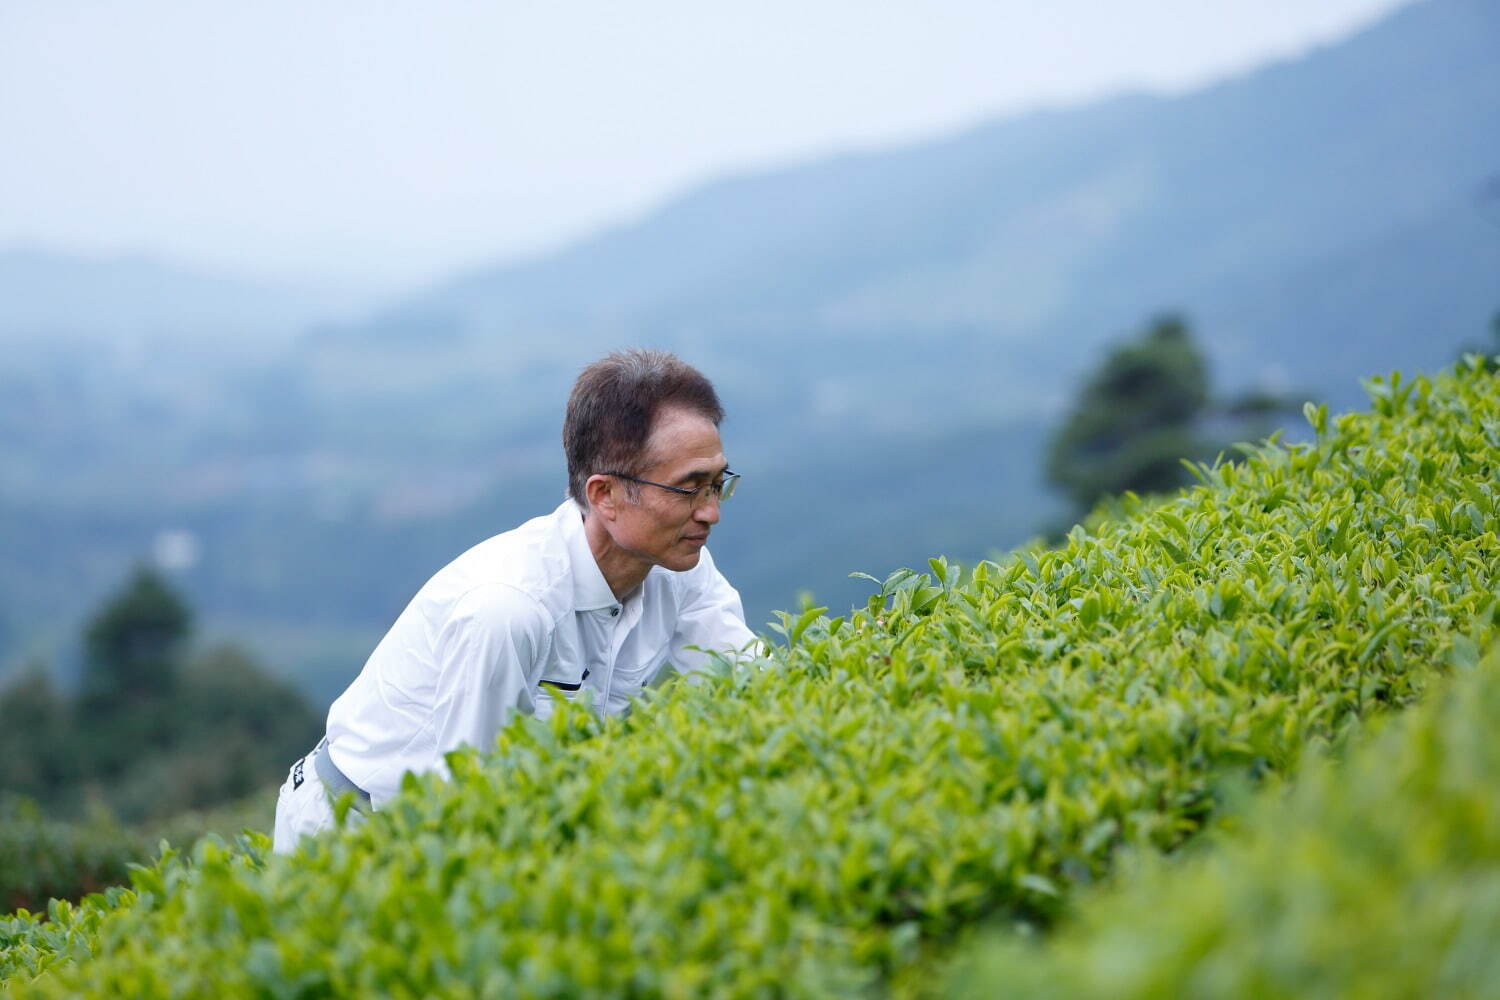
left=673, top=464, right=730, bottom=486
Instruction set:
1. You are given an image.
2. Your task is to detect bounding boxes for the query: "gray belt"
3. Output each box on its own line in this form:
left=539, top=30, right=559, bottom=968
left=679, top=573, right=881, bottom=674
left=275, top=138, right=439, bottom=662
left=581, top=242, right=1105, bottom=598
left=311, top=736, right=373, bottom=813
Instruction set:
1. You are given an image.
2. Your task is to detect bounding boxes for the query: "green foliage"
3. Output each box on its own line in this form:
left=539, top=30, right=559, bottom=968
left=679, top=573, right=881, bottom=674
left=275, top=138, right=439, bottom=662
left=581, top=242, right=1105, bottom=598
left=0, top=798, right=137, bottom=916
left=5, top=361, right=1499, bottom=997
left=137, top=787, right=278, bottom=859
left=0, top=668, right=78, bottom=802
left=80, top=565, right=191, bottom=709
left=945, top=643, right=1500, bottom=999
left=0, top=570, right=320, bottom=835
left=1046, top=314, right=1211, bottom=512
left=73, top=566, right=194, bottom=779
left=0, top=884, right=139, bottom=986
left=1045, top=314, right=1300, bottom=518
left=0, top=788, right=278, bottom=917
left=99, top=646, right=322, bottom=822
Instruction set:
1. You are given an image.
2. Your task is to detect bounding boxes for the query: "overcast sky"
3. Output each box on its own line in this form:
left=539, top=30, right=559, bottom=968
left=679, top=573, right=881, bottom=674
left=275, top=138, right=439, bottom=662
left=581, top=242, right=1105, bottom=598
left=2, top=0, right=1414, bottom=294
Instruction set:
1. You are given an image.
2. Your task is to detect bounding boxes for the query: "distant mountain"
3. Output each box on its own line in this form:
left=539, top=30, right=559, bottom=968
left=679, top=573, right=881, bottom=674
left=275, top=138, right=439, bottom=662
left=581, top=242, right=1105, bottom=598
left=0, top=248, right=372, bottom=348
left=315, top=0, right=1498, bottom=417
left=4, top=0, right=1498, bottom=703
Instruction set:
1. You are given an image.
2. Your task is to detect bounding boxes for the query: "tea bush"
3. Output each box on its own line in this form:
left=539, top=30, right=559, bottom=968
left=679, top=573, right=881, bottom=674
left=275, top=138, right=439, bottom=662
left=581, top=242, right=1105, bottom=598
left=4, top=361, right=1497, bottom=997
left=945, top=644, right=1500, bottom=999
left=0, top=788, right=277, bottom=919
left=0, top=797, right=138, bottom=915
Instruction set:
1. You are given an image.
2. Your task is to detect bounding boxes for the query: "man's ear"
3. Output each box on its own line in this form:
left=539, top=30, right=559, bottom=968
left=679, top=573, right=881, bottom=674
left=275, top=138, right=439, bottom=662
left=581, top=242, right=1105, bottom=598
left=584, top=474, right=617, bottom=519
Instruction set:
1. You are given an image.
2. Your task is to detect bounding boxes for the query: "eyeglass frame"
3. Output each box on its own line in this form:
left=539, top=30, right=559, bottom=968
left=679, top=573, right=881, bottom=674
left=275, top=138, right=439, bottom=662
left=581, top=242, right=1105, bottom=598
left=601, top=469, right=740, bottom=503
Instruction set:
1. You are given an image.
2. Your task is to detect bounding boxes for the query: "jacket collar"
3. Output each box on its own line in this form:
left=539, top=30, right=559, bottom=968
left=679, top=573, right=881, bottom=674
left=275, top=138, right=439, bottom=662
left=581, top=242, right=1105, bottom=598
left=558, top=499, right=619, bottom=611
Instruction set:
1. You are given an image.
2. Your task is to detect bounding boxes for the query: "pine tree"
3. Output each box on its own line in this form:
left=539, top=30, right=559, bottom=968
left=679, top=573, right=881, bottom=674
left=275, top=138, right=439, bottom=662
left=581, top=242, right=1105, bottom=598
left=1046, top=314, right=1211, bottom=514
left=79, top=566, right=191, bottom=707
left=75, top=566, right=192, bottom=778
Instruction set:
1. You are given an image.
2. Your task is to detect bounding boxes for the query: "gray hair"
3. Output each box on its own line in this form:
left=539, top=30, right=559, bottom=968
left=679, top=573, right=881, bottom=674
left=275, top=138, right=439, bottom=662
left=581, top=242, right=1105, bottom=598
left=563, top=349, right=724, bottom=508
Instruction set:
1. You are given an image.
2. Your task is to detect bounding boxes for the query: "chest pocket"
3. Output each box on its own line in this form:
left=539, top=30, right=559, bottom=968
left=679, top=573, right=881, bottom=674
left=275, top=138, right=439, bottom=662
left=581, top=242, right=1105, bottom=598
left=534, top=649, right=590, bottom=720
left=613, top=640, right=674, bottom=695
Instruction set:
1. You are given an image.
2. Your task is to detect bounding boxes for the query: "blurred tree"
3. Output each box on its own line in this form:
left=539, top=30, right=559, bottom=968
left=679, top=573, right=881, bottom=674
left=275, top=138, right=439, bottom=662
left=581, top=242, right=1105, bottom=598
left=0, top=665, right=79, bottom=800
left=143, top=643, right=321, bottom=818
left=1046, top=314, right=1301, bottom=518
left=1046, top=314, right=1211, bottom=513
left=75, top=566, right=192, bottom=781
left=78, top=566, right=190, bottom=707
left=76, top=636, right=323, bottom=822
left=2, top=568, right=320, bottom=824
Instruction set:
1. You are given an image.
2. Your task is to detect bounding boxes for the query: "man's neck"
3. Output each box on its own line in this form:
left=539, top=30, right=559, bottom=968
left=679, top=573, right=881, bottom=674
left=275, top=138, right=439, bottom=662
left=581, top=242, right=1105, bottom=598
left=582, top=511, right=650, bottom=601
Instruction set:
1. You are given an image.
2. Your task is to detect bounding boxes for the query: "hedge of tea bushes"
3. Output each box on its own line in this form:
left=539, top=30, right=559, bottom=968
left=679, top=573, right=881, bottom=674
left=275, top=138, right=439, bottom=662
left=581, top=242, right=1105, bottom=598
left=945, top=644, right=1500, bottom=1000
left=2, top=863, right=168, bottom=986
left=4, top=361, right=1498, bottom=997
left=0, top=789, right=278, bottom=915
left=0, top=797, right=140, bottom=915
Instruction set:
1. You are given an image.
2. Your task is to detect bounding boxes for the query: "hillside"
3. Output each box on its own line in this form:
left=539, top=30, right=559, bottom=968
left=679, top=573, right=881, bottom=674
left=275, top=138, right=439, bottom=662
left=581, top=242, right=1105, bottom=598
left=0, top=248, right=368, bottom=348
left=3, top=359, right=1495, bottom=995
left=1, top=0, right=1496, bottom=698
left=310, top=0, right=1498, bottom=408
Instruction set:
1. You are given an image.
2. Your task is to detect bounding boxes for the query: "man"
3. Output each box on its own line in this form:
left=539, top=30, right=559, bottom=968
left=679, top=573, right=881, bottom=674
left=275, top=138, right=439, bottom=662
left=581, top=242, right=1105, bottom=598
left=273, top=349, right=755, bottom=853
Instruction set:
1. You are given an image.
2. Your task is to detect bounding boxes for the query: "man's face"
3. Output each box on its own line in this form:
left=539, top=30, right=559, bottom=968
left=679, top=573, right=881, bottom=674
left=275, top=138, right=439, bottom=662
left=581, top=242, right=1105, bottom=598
left=610, top=405, right=727, bottom=573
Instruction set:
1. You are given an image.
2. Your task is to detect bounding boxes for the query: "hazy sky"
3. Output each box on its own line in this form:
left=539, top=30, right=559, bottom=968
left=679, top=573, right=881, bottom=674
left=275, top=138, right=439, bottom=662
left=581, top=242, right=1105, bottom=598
left=3, top=0, right=1414, bottom=293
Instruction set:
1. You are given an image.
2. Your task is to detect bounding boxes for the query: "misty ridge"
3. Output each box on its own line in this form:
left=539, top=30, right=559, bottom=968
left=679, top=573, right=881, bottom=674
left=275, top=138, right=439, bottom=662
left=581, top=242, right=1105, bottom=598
left=1, top=0, right=1497, bottom=706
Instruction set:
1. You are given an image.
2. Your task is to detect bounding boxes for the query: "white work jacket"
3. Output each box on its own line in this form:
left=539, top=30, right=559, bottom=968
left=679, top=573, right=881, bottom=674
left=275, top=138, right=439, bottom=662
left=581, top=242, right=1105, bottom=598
left=324, top=499, right=755, bottom=807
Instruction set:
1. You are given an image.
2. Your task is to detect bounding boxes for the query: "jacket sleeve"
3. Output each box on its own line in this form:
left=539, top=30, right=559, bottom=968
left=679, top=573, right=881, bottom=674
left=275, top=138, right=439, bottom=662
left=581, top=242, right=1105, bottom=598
left=668, top=547, right=758, bottom=675
left=430, top=582, right=553, bottom=759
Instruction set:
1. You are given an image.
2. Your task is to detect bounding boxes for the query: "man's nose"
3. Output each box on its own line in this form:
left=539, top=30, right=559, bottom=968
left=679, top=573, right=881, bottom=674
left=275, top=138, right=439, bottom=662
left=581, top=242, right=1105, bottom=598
left=694, top=492, right=721, bottom=524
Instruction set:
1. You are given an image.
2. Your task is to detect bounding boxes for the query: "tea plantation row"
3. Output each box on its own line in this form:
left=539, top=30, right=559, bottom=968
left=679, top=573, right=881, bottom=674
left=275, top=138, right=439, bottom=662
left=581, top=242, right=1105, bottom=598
left=0, top=789, right=278, bottom=915
left=947, top=643, right=1500, bottom=999
left=0, top=799, right=141, bottom=915
left=3, top=360, right=1497, bottom=996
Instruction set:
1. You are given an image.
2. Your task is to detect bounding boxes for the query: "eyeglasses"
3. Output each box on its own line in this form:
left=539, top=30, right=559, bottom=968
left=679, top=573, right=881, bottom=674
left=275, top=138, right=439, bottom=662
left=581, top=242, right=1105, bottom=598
left=603, top=470, right=740, bottom=503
